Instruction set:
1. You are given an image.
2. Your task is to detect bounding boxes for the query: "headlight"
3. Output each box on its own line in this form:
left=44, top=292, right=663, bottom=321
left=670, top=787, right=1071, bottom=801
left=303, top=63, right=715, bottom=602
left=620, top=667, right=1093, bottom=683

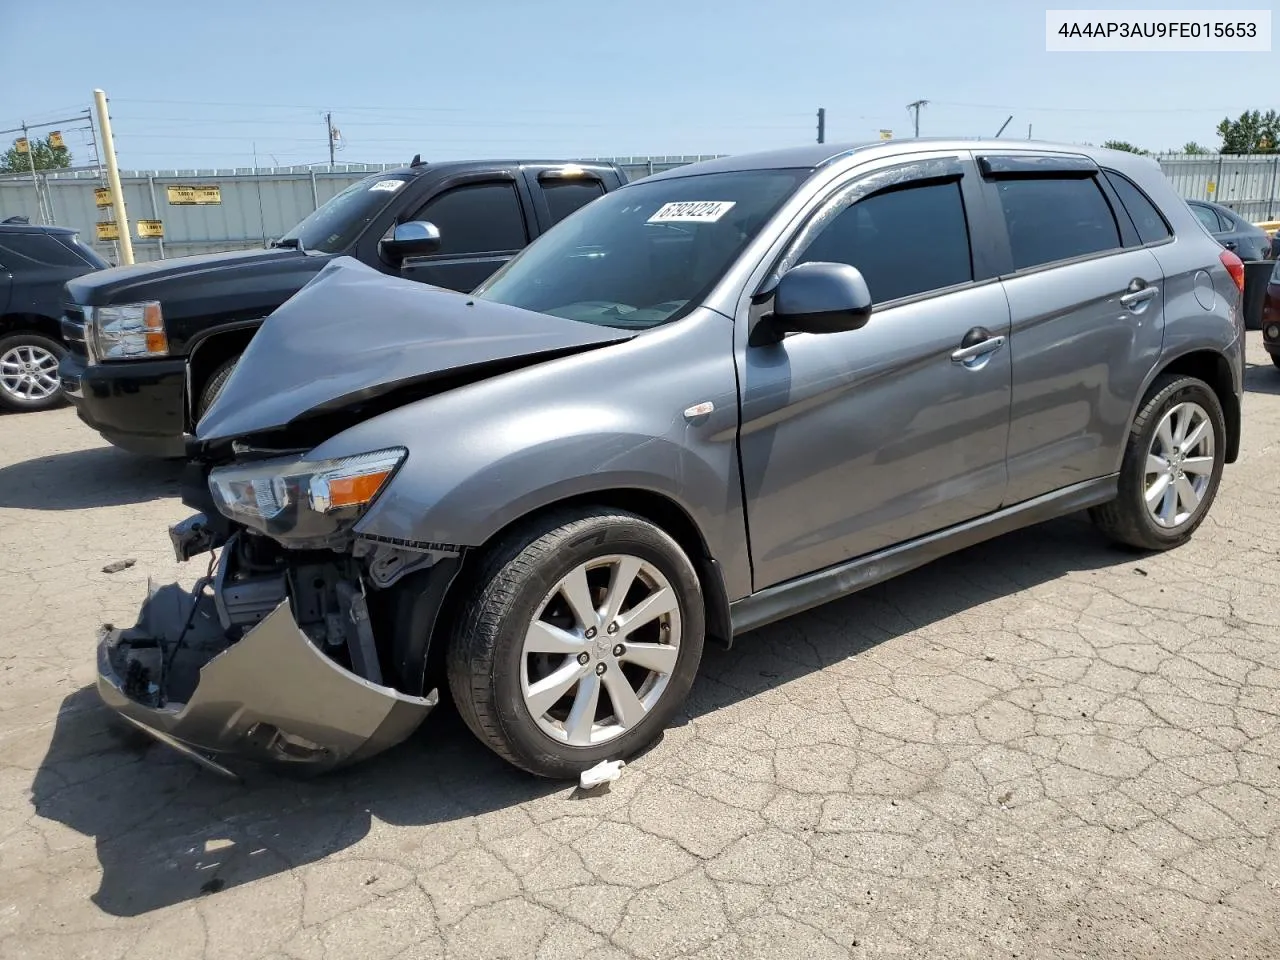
left=90, top=301, right=168, bottom=359
left=208, top=447, right=406, bottom=547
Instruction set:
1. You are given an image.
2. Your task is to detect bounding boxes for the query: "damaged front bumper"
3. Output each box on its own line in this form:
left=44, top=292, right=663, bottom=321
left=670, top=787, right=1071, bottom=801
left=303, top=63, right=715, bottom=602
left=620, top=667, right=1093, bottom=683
left=96, top=579, right=436, bottom=778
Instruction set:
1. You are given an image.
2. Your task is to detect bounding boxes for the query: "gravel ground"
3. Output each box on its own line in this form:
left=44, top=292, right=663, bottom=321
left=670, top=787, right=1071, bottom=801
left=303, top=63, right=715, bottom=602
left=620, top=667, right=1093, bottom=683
left=1, top=333, right=1278, bottom=960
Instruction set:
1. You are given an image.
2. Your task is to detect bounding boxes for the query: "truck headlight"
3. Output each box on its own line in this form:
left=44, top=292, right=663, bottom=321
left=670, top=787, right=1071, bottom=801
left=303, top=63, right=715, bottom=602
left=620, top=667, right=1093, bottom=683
left=90, top=301, right=168, bottom=359
left=208, top=448, right=406, bottom=547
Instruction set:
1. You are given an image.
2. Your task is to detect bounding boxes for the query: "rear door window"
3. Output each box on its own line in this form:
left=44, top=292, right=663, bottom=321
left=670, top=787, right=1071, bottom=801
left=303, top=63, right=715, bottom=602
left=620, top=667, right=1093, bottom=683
left=542, top=179, right=606, bottom=225
left=1103, top=172, right=1172, bottom=245
left=0, top=232, right=92, bottom=269
left=411, top=181, right=529, bottom=256
left=797, top=180, right=973, bottom=304
left=1189, top=203, right=1224, bottom=233
left=994, top=177, right=1122, bottom=270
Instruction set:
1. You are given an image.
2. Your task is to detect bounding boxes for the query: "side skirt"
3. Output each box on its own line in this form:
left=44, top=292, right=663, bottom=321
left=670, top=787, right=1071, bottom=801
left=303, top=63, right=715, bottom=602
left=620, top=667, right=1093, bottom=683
left=729, top=475, right=1118, bottom=637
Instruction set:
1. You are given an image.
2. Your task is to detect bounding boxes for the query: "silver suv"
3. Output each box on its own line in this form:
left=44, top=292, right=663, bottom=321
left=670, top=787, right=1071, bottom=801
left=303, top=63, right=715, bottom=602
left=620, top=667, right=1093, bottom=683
left=97, top=140, right=1244, bottom=780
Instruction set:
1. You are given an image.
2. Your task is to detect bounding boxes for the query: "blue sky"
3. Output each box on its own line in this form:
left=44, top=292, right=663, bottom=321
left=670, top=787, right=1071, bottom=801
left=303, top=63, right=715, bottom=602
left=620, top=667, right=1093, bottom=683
left=3, top=0, right=1273, bottom=170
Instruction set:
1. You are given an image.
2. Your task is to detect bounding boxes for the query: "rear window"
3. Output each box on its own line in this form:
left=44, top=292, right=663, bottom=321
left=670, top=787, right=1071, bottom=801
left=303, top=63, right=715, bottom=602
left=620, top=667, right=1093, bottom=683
left=994, top=177, right=1122, bottom=271
left=1103, top=171, right=1172, bottom=245
left=543, top=179, right=606, bottom=225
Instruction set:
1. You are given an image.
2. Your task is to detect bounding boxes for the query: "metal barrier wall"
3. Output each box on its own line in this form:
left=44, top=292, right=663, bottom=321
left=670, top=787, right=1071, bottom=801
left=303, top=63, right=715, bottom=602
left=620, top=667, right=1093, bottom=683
left=1, top=153, right=1276, bottom=264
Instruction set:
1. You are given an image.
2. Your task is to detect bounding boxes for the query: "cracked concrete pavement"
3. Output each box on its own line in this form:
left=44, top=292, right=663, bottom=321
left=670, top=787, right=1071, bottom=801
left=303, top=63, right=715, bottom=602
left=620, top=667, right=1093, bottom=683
left=1, top=333, right=1278, bottom=960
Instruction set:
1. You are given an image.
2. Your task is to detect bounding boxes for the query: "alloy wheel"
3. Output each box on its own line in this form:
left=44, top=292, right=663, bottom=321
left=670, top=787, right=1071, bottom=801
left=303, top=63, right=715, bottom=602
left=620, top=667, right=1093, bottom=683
left=0, top=344, right=61, bottom=402
left=1144, top=400, right=1215, bottom=529
left=520, top=554, right=682, bottom=747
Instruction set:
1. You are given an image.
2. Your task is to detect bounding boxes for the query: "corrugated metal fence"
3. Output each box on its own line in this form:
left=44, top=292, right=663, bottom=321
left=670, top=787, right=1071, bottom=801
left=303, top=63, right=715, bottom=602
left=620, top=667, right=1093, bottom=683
left=2, top=153, right=1277, bottom=264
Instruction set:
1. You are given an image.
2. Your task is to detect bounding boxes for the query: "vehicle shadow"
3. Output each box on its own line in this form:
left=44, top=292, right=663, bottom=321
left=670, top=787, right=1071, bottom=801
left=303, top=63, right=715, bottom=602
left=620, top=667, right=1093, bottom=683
left=0, top=444, right=183, bottom=510
left=1244, top=358, right=1280, bottom=395
left=30, top=513, right=1135, bottom=918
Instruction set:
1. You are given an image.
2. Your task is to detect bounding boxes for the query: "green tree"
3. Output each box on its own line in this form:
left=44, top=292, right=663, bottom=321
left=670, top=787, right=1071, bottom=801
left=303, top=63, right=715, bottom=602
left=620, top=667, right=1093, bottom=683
left=0, top=134, right=72, bottom=173
left=1216, top=110, right=1279, bottom=154
left=1102, top=140, right=1149, bottom=155
left=1181, top=141, right=1213, bottom=155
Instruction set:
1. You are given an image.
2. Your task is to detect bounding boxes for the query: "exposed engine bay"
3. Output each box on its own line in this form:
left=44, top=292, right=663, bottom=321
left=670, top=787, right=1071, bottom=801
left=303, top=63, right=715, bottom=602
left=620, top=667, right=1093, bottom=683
left=97, top=516, right=461, bottom=775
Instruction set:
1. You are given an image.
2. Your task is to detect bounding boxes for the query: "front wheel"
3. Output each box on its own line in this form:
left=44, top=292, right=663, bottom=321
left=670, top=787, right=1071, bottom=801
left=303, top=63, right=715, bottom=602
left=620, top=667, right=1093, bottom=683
left=196, top=357, right=239, bottom=421
left=447, top=509, right=705, bottom=779
left=1089, top=374, right=1226, bottom=551
left=0, top=332, right=67, bottom=413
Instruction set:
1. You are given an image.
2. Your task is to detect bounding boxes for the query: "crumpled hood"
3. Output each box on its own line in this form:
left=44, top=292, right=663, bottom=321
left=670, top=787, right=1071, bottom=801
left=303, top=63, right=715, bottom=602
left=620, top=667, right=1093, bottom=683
left=196, top=256, right=632, bottom=443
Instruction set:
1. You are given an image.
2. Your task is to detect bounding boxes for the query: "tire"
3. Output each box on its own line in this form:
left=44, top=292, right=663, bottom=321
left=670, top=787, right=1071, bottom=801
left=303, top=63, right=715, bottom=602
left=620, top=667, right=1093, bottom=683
left=447, top=508, right=705, bottom=779
left=0, top=332, right=67, bottom=413
left=197, top=357, right=239, bottom=420
left=1089, top=374, right=1226, bottom=551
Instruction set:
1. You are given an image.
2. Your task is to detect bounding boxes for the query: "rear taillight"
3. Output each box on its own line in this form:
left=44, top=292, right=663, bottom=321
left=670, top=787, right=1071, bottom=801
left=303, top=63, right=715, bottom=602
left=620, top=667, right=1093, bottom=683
left=1220, top=249, right=1245, bottom=292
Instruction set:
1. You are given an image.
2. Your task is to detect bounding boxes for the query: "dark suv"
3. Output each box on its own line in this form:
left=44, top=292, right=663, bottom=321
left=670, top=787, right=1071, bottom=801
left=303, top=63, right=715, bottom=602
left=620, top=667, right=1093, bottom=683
left=58, top=159, right=627, bottom=456
left=0, top=219, right=108, bottom=412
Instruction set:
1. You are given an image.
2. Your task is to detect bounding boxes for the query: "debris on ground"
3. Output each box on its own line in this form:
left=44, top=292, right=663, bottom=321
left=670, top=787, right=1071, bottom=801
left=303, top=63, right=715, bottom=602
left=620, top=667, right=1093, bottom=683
left=579, top=759, right=625, bottom=791
left=102, top=558, right=137, bottom=574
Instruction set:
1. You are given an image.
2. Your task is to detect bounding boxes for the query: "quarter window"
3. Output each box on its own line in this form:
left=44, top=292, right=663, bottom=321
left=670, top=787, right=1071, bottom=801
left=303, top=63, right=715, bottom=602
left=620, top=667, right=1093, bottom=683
left=796, top=180, right=973, bottom=304
left=995, top=176, right=1121, bottom=270
left=413, top=182, right=528, bottom=256
left=1103, top=172, right=1172, bottom=245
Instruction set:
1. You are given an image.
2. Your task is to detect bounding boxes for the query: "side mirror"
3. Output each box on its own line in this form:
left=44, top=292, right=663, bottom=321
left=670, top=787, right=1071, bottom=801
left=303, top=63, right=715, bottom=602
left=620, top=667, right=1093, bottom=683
left=379, top=220, right=441, bottom=265
left=768, top=261, right=873, bottom=337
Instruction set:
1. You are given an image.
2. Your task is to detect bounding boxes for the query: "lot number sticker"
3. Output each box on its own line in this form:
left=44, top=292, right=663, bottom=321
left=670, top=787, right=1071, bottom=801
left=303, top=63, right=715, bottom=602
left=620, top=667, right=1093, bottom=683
left=647, top=201, right=736, bottom=223
left=369, top=180, right=405, bottom=192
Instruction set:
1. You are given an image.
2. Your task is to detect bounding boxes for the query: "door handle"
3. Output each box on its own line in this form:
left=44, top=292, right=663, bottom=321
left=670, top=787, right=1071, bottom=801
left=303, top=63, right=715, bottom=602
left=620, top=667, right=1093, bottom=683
left=951, top=335, right=1006, bottom=362
left=1223, top=240, right=1237, bottom=250
left=1120, top=286, right=1158, bottom=308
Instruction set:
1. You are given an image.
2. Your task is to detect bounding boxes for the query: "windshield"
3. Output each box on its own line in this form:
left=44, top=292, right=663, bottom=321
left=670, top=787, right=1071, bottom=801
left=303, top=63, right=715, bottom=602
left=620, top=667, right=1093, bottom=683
left=277, top=173, right=413, bottom=254
left=474, top=169, right=809, bottom=329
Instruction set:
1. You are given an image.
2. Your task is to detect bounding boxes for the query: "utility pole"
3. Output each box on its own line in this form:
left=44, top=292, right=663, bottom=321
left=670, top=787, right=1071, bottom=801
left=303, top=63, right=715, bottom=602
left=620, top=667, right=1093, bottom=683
left=19, top=122, right=44, bottom=222
left=1027, top=123, right=1032, bottom=140
left=907, top=99, right=929, bottom=137
left=816, top=107, right=825, bottom=144
left=326, top=112, right=335, bottom=166
left=93, top=88, right=134, bottom=265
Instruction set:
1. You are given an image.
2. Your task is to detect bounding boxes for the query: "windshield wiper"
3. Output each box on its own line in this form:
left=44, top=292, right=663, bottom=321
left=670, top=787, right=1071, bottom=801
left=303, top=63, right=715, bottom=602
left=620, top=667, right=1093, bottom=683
left=271, top=237, right=305, bottom=252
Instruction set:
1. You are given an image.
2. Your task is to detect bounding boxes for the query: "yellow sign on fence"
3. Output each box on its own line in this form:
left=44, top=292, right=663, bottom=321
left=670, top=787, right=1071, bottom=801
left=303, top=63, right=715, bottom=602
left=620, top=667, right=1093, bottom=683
left=95, top=221, right=120, bottom=241
left=94, top=187, right=112, bottom=208
left=166, top=184, right=222, bottom=205
left=136, top=220, right=164, bottom=238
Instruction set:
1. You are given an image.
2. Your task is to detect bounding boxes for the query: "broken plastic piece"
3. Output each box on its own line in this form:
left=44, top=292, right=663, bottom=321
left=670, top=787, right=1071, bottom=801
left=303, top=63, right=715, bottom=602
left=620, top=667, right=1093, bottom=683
left=579, top=759, right=625, bottom=790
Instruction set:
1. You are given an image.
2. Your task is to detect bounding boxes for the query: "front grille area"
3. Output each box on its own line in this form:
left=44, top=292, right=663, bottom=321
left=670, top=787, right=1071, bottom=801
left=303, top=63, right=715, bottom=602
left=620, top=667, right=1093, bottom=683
left=61, top=304, right=91, bottom=361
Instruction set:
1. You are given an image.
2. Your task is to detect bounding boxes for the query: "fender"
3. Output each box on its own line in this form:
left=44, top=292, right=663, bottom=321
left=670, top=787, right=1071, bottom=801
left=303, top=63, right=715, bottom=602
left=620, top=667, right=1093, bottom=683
left=309, top=307, right=755, bottom=601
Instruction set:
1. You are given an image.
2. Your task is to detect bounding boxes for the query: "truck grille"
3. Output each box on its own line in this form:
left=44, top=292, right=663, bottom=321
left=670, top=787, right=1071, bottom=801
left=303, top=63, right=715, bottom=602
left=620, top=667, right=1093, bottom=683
left=61, top=304, right=92, bottom=361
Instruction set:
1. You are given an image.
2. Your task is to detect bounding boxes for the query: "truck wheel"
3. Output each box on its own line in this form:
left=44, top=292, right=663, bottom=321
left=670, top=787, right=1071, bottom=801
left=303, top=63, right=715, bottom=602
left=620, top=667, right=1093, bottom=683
left=1089, top=374, right=1225, bottom=551
left=447, top=508, right=705, bottom=779
left=0, top=332, right=67, bottom=413
left=197, top=357, right=239, bottom=421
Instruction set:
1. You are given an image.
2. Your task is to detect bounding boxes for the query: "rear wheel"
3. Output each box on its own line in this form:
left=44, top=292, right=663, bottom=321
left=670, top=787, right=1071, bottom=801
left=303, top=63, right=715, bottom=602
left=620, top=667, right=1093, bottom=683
left=1089, top=374, right=1225, bottom=551
left=0, top=332, right=67, bottom=413
left=197, top=357, right=239, bottom=421
left=447, top=509, right=705, bottom=778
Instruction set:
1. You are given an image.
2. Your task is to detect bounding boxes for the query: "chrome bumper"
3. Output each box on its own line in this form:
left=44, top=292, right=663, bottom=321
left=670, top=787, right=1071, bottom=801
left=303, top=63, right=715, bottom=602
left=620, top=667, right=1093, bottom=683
left=96, top=583, right=436, bottom=777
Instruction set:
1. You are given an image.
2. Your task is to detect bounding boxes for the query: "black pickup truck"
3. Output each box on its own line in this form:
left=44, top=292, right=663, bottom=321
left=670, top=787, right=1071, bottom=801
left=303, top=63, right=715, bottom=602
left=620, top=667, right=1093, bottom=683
left=59, top=158, right=628, bottom=457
